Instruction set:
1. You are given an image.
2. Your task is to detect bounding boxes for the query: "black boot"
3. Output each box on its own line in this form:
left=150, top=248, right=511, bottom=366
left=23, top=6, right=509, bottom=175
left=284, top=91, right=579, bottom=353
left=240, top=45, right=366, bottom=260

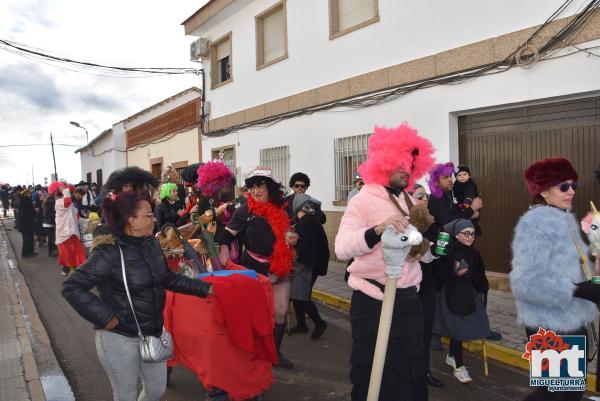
left=166, top=366, right=173, bottom=387
left=273, top=323, right=293, bottom=369
left=426, top=370, right=444, bottom=387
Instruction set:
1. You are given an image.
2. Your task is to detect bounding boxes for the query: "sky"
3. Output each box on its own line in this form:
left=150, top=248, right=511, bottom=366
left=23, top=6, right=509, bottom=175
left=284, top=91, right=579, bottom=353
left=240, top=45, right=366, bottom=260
left=0, top=0, right=208, bottom=186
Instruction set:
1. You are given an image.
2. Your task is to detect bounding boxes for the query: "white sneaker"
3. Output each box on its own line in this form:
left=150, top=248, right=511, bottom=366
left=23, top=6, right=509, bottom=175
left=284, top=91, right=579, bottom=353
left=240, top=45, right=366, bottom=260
left=445, top=354, right=456, bottom=369
left=453, top=366, right=473, bottom=384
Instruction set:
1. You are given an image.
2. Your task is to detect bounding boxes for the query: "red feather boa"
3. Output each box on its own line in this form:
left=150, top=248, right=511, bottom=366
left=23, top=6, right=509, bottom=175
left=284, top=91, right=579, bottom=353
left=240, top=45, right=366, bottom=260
left=246, top=194, right=293, bottom=278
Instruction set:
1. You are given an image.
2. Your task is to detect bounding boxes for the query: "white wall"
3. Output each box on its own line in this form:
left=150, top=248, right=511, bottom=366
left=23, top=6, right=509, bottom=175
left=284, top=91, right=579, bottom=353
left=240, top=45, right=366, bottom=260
left=199, top=39, right=600, bottom=211
left=79, top=123, right=126, bottom=184
left=127, top=127, right=200, bottom=169
left=191, top=0, right=590, bottom=118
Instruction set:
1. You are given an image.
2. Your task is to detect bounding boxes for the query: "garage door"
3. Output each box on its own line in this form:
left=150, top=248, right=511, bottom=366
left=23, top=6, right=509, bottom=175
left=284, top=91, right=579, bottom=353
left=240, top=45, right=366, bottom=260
left=459, top=96, right=600, bottom=274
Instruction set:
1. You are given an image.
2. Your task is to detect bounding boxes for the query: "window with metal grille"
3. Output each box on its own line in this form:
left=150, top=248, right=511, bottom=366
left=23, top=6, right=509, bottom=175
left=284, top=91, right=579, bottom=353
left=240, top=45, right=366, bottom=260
left=210, top=32, right=232, bottom=88
left=259, top=146, right=290, bottom=186
left=329, top=0, right=379, bottom=39
left=334, top=133, right=371, bottom=200
left=256, top=1, right=288, bottom=70
left=211, top=146, right=236, bottom=174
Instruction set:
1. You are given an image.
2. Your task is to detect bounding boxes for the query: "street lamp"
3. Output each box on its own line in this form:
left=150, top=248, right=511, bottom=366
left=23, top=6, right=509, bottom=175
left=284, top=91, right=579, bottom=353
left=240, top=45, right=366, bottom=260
left=70, top=121, right=89, bottom=144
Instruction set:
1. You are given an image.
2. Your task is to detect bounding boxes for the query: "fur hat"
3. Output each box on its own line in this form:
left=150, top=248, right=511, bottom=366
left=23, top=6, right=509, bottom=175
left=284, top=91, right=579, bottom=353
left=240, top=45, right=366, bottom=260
left=358, top=123, right=435, bottom=190
left=196, top=160, right=235, bottom=196
left=428, top=162, right=455, bottom=199
left=524, top=157, right=578, bottom=198
left=103, top=166, right=159, bottom=194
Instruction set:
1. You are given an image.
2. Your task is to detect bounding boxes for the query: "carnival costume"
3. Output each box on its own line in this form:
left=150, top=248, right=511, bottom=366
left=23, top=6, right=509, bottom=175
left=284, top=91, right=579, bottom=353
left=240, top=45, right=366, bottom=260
left=335, top=123, right=435, bottom=401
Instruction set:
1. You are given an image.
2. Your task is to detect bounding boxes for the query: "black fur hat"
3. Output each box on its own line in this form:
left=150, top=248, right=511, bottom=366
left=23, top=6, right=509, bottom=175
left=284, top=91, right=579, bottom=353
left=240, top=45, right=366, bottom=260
left=103, top=166, right=159, bottom=194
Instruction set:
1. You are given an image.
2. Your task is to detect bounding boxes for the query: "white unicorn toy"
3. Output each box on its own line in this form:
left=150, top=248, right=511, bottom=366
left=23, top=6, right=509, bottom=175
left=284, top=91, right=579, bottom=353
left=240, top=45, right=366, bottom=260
left=581, top=201, right=600, bottom=256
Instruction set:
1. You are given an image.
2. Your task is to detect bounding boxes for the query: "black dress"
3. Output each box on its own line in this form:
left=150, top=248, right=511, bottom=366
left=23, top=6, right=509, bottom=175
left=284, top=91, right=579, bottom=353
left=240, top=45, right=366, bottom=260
left=216, top=204, right=276, bottom=276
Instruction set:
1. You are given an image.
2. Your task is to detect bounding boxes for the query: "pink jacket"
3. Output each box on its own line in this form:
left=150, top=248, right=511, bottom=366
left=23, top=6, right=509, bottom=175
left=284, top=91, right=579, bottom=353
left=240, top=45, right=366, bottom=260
left=335, top=185, right=432, bottom=300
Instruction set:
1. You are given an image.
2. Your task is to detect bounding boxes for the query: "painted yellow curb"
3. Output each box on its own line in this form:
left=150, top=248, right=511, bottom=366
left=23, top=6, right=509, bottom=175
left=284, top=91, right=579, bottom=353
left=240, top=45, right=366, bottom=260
left=312, top=288, right=598, bottom=393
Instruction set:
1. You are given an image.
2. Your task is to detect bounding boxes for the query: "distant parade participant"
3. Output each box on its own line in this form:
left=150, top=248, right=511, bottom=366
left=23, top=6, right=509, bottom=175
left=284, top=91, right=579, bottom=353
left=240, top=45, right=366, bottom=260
left=0, top=184, right=9, bottom=217
left=155, top=183, right=181, bottom=231
left=17, top=187, right=37, bottom=258
left=511, top=157, right=600, bottom=401
left=217, top=166, right=296, bottom=369
left=335, top=123, right=435, bottom=401
left=54, top=182, right=86, bottom=276
left=44, top=182, right=60, bottom=257
left=285, top=172, right=326, bottom=224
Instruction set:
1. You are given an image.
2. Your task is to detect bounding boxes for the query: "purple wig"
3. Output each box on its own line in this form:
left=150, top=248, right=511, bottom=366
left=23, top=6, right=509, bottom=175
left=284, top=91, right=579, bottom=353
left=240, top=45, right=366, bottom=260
left=428, top=162, right=455, bottom=199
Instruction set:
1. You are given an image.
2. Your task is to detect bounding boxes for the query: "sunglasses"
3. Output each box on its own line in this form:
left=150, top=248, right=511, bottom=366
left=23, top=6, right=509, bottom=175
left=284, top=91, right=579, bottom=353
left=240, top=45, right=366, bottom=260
left=414, top=193, right=429, bottom=200
left=558, top=182, right=578, bottom=192
left=247, top=181, right=267, bottom=189
left=293, top=183, right=307, bottom=189
left=459, top=231, right=476, bottom=238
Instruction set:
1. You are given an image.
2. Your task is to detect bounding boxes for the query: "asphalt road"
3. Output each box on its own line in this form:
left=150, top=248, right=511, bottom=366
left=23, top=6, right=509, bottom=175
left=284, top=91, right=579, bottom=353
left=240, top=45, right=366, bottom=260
left=4, top=217, right=587, bottom=401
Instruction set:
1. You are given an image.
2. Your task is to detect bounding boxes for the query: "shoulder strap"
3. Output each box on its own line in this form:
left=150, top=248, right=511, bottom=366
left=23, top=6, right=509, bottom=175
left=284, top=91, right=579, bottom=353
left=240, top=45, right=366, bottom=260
left=119, top=245, right=144, bottom=339
left=386, top=190, right=411, bottom=217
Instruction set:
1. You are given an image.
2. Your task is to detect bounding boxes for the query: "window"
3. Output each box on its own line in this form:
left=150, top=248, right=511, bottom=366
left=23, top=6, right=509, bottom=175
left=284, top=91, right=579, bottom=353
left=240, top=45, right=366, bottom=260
left=259, top=145, right=289, bottom=186
left=210, top=32, right=233, bottom=89
left=211, top=146, right=236, bottom=174
left=96, top=169, right=103, bottom=188
left=255, top=1, right=288, bottom=70
left=329, top=0, right=379, bottom=39
left=334, top=133, right=371, bottom=201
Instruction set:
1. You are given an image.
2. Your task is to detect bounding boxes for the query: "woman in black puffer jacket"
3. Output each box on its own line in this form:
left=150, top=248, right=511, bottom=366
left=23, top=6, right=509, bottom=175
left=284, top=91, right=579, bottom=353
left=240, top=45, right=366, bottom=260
left=62, top=192, right=212, bottom=401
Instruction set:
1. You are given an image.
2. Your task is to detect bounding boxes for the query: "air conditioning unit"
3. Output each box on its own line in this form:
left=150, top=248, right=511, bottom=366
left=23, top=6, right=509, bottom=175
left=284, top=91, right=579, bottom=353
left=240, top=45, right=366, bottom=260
left=190, top=38, right=210, bottom=61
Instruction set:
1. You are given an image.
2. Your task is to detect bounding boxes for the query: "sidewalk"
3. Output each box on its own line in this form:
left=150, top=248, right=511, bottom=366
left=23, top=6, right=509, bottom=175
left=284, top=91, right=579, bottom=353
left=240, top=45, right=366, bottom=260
left=312, top=261, right=599, bottom=390
left=0, top=217, right=46, bottom=401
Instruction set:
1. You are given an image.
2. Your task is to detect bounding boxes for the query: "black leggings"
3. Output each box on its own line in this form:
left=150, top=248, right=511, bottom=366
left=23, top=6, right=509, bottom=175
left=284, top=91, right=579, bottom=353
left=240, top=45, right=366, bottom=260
left=449, top=339, right=463, bottom=367
left=292, top=273, right=324, bottom=327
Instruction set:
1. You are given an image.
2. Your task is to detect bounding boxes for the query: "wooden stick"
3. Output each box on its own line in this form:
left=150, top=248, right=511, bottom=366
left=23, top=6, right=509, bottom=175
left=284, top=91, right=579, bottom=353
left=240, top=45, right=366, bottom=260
left=366, top=277, right=397, bottom=401
left=482, top=339, right=489, bottom=376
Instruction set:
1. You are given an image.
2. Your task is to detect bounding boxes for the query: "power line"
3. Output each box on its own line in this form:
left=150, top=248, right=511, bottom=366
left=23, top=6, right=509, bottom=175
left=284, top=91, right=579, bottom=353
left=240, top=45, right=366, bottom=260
left=0, top=38, right=203, bottom=78
left=0, top=143, right=82, bottom=148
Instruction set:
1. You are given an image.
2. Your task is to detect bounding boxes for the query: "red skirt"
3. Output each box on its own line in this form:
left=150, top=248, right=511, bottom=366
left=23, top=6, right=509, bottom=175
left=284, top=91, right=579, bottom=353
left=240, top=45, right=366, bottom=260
left=57, top=236, right=87, bottom=267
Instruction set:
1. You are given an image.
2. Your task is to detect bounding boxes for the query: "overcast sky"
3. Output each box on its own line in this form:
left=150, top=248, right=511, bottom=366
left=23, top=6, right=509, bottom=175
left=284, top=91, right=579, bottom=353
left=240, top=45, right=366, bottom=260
left=0, top=0, right=208, bottom=186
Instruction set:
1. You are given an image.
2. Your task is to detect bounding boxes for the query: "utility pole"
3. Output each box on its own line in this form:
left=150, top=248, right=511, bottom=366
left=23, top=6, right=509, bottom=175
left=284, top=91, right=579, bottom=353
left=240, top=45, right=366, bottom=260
left=31, top=164, right=34, bottom=186
left=50, top=132, right=58, bottom=181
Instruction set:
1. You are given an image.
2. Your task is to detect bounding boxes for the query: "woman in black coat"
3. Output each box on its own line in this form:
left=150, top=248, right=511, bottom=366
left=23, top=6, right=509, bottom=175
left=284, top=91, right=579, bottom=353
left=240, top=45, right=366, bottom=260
left=289, top=194, right=330, bottom=339
left=17, top=189, right=37, bottom=257
left=62, top=192, right=212, bottom=401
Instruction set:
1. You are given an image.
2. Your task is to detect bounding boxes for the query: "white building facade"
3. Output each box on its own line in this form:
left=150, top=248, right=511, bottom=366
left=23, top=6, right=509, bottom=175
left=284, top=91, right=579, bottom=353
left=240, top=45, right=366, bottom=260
left=183, top=0, right=600, bottom=272
left=76, top=122, right=127, bottom=187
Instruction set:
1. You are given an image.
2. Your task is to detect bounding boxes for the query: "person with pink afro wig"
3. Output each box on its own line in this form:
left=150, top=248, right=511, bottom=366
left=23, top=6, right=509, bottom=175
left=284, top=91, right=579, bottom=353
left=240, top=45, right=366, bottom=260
left=336, top=122, right=436, bottom=401
left=196, top=160, right=235, bottom=197
left=358, top=123, right=435, bottom=192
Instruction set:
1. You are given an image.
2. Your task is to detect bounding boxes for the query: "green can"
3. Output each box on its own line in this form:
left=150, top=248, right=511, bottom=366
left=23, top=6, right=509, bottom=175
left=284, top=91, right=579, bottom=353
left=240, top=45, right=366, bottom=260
left=592, top=276, right=600, bottom=284
left=434, top=232, right=451, bottom=256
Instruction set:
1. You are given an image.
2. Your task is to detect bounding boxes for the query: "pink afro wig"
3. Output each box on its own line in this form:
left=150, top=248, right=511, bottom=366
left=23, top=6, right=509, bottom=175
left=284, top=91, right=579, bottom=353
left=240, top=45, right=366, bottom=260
left=48, top=181, right=64, bottom=195
left=196, top=160, right=235, bottom=196
left=428, top=162, right=455, bottom=199
left=358, top=123, right=435, bottom=190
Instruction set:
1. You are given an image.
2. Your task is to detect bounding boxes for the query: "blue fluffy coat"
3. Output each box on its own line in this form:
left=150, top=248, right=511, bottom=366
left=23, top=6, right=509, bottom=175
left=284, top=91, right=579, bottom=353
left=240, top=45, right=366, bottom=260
left=510, top=205, right=598, bottom=332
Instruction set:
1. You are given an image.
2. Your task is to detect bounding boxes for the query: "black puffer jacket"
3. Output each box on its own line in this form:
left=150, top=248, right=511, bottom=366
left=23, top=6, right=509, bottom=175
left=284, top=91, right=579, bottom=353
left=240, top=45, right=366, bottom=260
left=62, top=233, right=210, bottom=337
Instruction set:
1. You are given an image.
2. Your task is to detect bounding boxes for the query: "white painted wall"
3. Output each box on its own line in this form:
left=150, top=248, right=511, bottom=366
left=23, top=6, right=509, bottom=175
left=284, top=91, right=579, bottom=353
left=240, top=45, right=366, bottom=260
left=199, top=39, right=600, bottom=211
left=79, top=122, right=127, bottom=184
left=127, top=127, right=201, bottom=170
left=190, top=0, right=591, bottom=118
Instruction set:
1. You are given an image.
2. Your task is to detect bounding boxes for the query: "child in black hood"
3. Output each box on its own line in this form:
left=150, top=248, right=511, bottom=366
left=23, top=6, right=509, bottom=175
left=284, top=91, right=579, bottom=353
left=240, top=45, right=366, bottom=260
left=453, top=165, right=478, bottom=209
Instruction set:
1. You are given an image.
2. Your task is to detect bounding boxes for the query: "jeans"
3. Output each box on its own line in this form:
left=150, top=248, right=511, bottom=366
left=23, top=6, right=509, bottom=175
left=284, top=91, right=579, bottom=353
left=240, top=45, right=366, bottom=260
left=95, top=330, right=166, bottom=401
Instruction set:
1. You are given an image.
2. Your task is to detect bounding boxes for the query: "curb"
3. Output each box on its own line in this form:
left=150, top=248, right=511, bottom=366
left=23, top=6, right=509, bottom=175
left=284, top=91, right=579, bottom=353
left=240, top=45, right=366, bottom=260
left=1, top=220, right=47, bottom=401
left=312, top=287, right=599, bottom=393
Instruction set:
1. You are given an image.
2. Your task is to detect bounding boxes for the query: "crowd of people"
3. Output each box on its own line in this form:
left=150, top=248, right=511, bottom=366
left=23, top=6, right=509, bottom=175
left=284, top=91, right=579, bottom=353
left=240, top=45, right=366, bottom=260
left=2, top=122, right=600, bottom=401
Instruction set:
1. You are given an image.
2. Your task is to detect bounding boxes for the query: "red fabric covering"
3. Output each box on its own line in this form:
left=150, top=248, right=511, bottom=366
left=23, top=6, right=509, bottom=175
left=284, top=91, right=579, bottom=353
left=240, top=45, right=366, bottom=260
left=164, top=264, right=275, bottom=401
left=57, top=235, right=86, bottom=267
